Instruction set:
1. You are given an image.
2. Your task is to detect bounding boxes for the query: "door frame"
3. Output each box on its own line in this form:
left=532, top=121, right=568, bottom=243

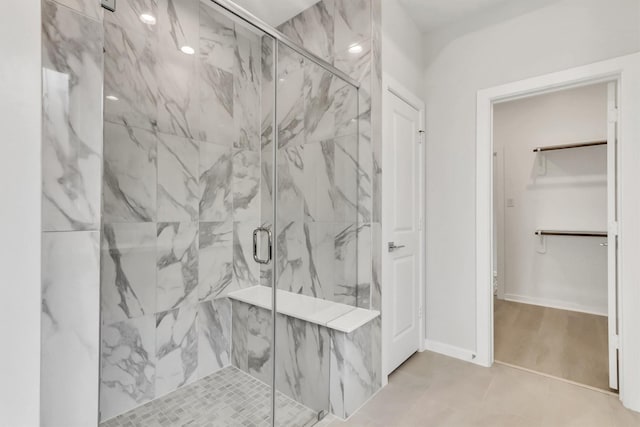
left=475, top=53, right=640, bottom=411
left=381, top=74, right=426, bottom=385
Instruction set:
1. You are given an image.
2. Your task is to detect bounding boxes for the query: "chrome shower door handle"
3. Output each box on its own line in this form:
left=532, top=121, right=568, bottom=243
left=253, top=227, right=272, bottom=265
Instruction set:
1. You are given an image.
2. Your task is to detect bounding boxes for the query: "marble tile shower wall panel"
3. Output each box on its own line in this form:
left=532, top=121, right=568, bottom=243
left=329, top=318, right=381, bottom=419
left=41, top=231, right=100, bottom=426
left=42, top=0, right=103, bottom=232
left=278, top=0, right=383, bottom=412
left=100, top=0, right=267, bottom=420
left=277, top=0, right=377, bottom=312
left=41, top=1, right=103, bottom=425
left=231, top=301, right=332, bottom=413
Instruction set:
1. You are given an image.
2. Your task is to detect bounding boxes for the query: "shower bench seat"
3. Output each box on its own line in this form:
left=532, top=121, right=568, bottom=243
left=227, top=285, right=380, bottom=333
left=226, top=285, right=381, bottom=420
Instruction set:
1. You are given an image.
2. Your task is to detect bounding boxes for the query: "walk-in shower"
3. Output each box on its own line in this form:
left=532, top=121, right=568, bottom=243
left=94, top=0, right=379, bottom=425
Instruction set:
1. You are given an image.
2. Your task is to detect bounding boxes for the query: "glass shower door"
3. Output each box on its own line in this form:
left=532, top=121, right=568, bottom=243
left=271, top=39, right=360, bottom=426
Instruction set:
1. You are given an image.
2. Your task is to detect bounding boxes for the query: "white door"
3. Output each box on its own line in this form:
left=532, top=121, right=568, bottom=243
left=607, top=81, right=619, bottom=390
left=383, top=85, right=423, bottom=375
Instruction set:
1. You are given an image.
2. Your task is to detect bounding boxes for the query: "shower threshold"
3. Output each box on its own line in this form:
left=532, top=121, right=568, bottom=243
left=100, top=366, right=330, bottom=427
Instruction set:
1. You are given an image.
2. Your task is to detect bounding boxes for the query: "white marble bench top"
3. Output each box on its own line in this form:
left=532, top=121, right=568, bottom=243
left=227, top=286, right=380, bottom=334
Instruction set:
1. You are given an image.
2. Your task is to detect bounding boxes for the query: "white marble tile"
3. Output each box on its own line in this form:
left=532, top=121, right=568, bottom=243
left=51, top=0, right=104, bottom=21
left=42, top=1, right=103, bottom=231
left=158, top=0, right=199, bottom=53
left=157, top=133, right=199, bottom=221
left=104, top=20, right=158, bottom=131
left=275, top=314, right=330, bottom=412
left=104, top=0, right=158, bottom=37
left=333, top=0, right=370, bottom=52
left=199, top=142, right=233, bottom=222
left=341, top=319, right=380, bottom=417
left=304, top=62, right=338, bottom=144
left=197, top=298, right=231, bottom=378
left=334, top=223, right=358, bottom=306
left=231, top=300, right=249, bottom=371
left=199, top=62, right=235, bottom=146
left=356, top=223, right=372, bottom=308
left=303, top=140, right=336, bottom=222
left=275, top=221, right=313, bottom=296
left=247, top=304, right=272, bottom=384
left=227, top=286, right=377, bottom=332
left=261, top=36, right=275, bottom=152
left=329, top=331, right=346, bottom=418
left=156, top=35, right=199, bottom=139
left=232, top=221, right=260, bottom=290
left=198, top=221, right=233, bottom=300
left=101, top=222, right=157, bottom=325
left=284, top=0, right=335, bottom=63
left=308, top=222, right=335, bottom=301
left=232, top=150, right=261, bottom=221
left=277, top=45, right=305, bottom=149
left=234, top=27, right=262, bottom=151
left=103, top=122, right=157, bottom=223
left=156, top=222, right=199, bottom=312
left=155, top=304, right=198, bottom=397
left=334, top=135, right=360, bottom=222
left=41, top=231, right=100, bottom=427
left=199, top=1, right=236, bottom=73
left=100, top=314, right=156, bottom=421
left=277, top=144, right=305, bottom=224
left=370, top=222, right=381, bottom=311
left=325, top=309, right=378, bottom=334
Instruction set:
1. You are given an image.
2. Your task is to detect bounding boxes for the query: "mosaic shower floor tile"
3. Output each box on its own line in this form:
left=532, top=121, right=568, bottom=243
left=100, top=366, right=326, bottom=427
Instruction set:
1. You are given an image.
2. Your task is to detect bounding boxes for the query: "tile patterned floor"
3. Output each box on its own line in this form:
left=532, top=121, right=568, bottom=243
left=100, top=366, right=325, bottom=427
left=327, top=351, right=640, bottom=426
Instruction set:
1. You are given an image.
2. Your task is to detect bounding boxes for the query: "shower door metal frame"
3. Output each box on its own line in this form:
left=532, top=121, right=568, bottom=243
left=206, top=0, right=360, bottom=425
left=208, top=0, right=360, bottom=90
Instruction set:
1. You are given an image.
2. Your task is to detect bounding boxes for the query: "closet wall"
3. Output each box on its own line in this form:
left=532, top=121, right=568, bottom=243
left=494, top=83, right=608, bottom=315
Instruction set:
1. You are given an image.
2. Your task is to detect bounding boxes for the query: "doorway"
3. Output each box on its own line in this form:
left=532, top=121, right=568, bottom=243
left=381, top=75, right=426, bottom=378
left=491, top=82, right=616, bottom=391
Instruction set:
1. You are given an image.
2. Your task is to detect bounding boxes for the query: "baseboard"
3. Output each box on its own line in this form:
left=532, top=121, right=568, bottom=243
left=423, top=339, right=478, bottom=364
left=502, top=294, right=607, bottom=316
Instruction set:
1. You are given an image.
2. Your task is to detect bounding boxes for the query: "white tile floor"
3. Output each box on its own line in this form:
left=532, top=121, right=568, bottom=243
left=327, top=351, right=640, bottom=427
left=100, top=366, right=326, bottom=427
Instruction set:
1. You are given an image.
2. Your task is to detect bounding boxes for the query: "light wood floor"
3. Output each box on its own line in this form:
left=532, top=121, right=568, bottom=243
left=494, top=298, right=611, bottom=391
left=328, top=351, right=639, bottom=426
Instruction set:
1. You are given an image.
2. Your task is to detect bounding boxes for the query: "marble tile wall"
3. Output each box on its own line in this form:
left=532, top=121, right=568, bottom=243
left=99, top=0, right=268, bottom=421
left=231, top=301, right=380, bottom=420
left=277, top=0, right=383, bottom=413
left=231, top=301, right=332, bottom=415
left=277, top=0, right=381, bottom=312
left=41, top=0, right=103, bottom=425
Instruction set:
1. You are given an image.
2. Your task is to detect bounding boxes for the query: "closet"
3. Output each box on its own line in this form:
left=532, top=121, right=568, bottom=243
left=492, top=82, right=617, bottom=391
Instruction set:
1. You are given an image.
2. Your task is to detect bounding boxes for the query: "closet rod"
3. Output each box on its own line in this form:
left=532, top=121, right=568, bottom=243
left=533, top=140, right=607, bottom=153
left=534, top=230, right=607, bottom=237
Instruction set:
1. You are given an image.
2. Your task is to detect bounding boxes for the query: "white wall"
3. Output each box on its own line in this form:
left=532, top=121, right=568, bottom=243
left=381, top=0, right=424, bottom=96
left=494, top=83, right=608, bottom=315
left=0, top=1, right=42, bottom=426
left=423, top=0, right=640, bottom=352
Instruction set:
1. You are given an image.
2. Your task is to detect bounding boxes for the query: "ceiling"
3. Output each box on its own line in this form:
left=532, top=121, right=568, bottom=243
left=231, top=0, right=319, bottom=26
left=398, top=0, right=511, bottom=32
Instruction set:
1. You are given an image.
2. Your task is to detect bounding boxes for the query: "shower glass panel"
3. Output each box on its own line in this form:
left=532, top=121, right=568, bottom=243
left=99, top=0, right=360, bottom=425
left=272, top=41, right=360, bottom=426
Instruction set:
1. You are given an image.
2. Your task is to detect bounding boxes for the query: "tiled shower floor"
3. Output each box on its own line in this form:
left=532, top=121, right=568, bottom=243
left=100, top=366, right=330, bottom=427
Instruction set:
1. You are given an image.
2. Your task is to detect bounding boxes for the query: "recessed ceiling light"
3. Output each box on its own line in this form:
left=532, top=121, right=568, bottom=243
left=180, top=45, right=195, bottom=55
left=106, top=95, right=119, bottom=101
left=139, top=13, right=156, bottom=25
left=348, top=43, right=363, bottom=54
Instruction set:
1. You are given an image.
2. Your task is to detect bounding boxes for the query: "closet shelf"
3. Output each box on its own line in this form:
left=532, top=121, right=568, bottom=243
left=534, top=230, right=607, bottom=237
left=532, top=140, right=607, bottom=153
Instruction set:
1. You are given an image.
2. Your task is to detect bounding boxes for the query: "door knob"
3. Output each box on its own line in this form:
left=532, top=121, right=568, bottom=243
left=388, top=242, right=405, bottom=252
